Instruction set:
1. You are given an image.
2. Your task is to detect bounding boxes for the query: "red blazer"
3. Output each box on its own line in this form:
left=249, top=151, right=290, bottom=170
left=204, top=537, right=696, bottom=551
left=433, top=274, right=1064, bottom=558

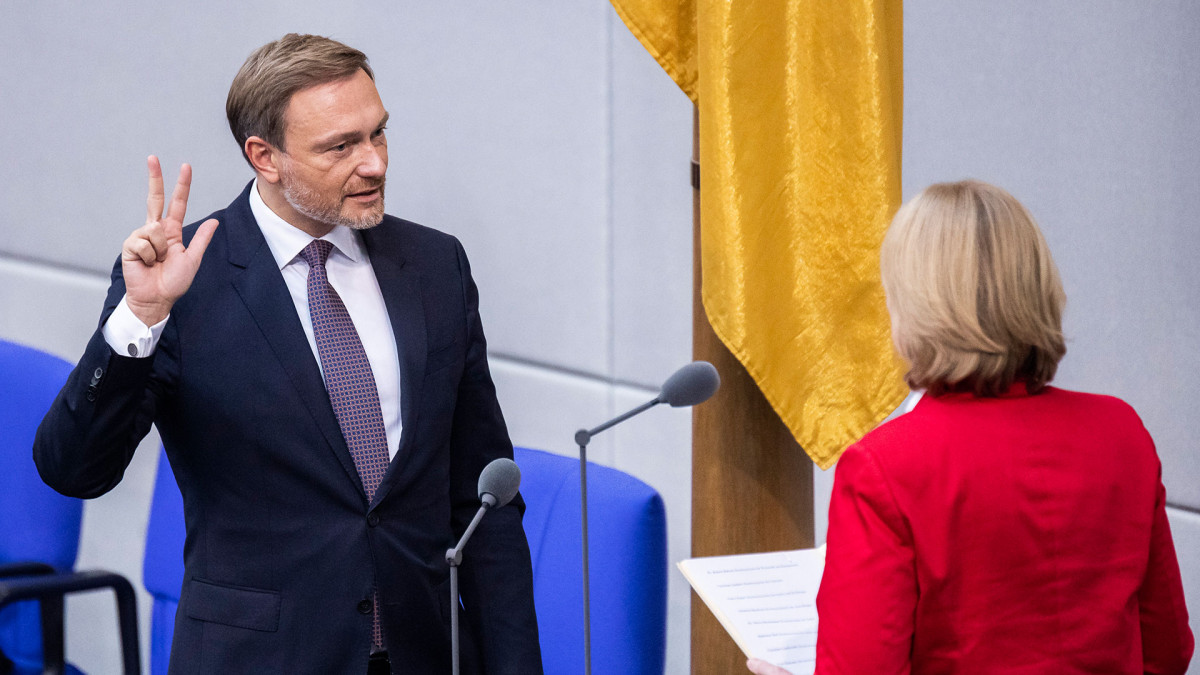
left=816, top=384, right=1193, bottom=674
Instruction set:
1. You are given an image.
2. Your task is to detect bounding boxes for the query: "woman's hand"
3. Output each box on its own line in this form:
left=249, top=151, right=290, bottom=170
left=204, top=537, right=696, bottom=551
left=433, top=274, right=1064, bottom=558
left=747, top=657, right=794, bottom=675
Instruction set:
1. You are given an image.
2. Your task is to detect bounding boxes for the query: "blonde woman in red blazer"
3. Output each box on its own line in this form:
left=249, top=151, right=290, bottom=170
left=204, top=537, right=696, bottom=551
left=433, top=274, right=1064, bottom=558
left=750, top=181, right=1192, bottom=675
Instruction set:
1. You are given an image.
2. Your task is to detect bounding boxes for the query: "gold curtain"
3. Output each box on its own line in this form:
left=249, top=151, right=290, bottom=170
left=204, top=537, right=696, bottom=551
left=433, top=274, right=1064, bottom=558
left=611, top=0, right=906, bottom=468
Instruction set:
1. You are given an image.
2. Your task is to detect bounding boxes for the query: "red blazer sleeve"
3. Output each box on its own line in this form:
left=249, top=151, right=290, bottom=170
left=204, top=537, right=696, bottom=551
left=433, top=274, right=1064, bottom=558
left=816, top=445, right=917, bottom=675
left=1139, top=467, right=1194, bottom=675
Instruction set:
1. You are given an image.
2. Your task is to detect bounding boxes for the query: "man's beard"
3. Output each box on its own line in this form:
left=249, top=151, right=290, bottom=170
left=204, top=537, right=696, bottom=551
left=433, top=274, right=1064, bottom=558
left=280, top=163, right=386, bottom=231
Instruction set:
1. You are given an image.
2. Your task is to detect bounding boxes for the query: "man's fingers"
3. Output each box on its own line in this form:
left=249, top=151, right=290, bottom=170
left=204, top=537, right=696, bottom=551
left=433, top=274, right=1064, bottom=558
left=146, top=155, right=165, bottom=222
left=122, top=223, right=171, bottom=265
left=165, top=163, right=193, bottom=228
left=184, top=218, right=220, bottom=266
left=123, top=234, right=159, bottom=266
left=144, top=221, right=169, bottom=261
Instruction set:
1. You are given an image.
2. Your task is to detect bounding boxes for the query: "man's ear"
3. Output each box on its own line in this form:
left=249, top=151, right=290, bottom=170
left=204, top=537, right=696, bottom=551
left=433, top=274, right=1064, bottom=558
left=245, top=136, right=281, bottom=183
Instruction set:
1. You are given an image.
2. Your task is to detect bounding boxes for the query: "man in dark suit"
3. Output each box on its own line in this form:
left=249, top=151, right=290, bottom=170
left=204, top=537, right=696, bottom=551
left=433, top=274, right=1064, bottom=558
left=34, top=34, right=542, bottom=674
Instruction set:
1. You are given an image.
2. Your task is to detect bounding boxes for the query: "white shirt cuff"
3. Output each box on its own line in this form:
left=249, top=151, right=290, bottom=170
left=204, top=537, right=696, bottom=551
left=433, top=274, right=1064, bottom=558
left=102, top=296, right=168, bottom=358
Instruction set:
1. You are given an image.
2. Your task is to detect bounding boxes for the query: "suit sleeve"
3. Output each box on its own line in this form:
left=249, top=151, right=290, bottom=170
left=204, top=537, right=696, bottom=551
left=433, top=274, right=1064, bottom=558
left=1138, top=464, right=1194, bottom=675
left=447, top=240, right=544, bottom=674
left=33, top=256, right=174, bottom=499
left=816, top=445, right=916, bottom=675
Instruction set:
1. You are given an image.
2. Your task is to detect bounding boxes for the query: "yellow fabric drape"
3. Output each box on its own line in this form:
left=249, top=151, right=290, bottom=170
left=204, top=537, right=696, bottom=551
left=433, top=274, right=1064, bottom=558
left=612, top=0, right=907, bottom=468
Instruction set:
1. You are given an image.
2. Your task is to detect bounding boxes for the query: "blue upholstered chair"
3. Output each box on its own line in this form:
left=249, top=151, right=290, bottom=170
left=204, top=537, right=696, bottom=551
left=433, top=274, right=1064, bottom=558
left=142, top=447, right=185, bottom=675
left=0, top=340, right=139, bottom=675
left=141, top=445, right=668, bottom=674
left=515, top=446, right=668, bottom=675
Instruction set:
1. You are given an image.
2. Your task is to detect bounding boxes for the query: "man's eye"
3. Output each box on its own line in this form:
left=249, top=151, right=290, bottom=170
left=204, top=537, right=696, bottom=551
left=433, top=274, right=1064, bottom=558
left=372, top=127, right=387, bottom=138
left=331, top=143, right=348, bottom=152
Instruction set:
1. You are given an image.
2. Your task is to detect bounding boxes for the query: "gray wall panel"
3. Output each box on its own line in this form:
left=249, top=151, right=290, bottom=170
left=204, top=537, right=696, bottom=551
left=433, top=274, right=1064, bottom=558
left=610, top=8, right=695, bottom=390
left=388, top=2, right=613, bottom=375
left=2, top=3, right=280, bottom=271
left=814, top=464, right=835, bottom=547
left=490, top=357, right=614, bottom=463
left=0, top=258, right=108, bottom=361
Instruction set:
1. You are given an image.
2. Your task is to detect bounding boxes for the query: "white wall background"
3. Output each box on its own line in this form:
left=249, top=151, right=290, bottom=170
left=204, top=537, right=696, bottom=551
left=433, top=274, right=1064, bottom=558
left=0, top=2, right=1196, bottom=673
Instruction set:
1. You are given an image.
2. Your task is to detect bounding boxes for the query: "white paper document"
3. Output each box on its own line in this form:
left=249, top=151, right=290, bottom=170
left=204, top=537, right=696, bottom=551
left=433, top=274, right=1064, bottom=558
left=678, top=546, right=826, bottom=673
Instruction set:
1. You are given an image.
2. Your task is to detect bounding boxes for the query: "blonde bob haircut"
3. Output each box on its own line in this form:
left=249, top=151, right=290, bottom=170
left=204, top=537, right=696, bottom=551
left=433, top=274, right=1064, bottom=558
left=880, top=180, right=1066, bottom=397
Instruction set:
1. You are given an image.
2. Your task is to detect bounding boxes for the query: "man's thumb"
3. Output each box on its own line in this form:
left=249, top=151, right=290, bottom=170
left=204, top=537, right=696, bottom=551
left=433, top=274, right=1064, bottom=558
left=186, top=218, right=219, bottom=263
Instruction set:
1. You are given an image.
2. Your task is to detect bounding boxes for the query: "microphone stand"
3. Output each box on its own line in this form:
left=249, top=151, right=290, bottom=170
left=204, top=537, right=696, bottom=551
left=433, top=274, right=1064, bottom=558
left=568, top=360, right=718, bottom=675
left=573, top=397, right=661, bottom=675
left=445, top=496, right=495, bottom=675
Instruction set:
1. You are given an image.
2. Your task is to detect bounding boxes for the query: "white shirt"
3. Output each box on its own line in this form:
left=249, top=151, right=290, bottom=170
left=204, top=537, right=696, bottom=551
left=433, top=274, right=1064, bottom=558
left=102, top=179, right=403, bottom=459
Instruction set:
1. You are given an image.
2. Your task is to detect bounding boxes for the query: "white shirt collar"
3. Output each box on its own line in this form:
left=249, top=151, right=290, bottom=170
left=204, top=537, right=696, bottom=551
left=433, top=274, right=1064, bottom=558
left=248, top=178, right=367, bottom=269
left=900, top=389, right=925, bottom=414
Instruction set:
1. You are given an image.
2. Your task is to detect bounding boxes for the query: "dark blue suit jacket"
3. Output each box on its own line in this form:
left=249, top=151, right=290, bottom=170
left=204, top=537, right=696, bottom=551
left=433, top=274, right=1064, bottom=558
left=34, top=183, right=543, bottom=674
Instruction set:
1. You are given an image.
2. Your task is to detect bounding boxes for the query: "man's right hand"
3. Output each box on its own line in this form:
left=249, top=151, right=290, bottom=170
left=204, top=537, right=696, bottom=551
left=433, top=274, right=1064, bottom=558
left=121, top=156, right=219, bottom=326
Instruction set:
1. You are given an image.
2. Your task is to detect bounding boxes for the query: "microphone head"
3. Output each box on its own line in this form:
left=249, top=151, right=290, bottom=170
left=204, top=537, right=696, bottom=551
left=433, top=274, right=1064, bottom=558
left=478, top=458, right=521, bottom=508
left=659, top=361, right=720, bottom=407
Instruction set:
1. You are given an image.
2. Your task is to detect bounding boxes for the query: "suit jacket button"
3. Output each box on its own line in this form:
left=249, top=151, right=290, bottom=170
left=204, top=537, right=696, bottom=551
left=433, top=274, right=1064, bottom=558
left=86, top=390, right=97, bottom=402
left=367, top=513, right=380, bottom=527
left=93, top=367, right=104, bottom=379
left=357, top=599, right=373, bottom=614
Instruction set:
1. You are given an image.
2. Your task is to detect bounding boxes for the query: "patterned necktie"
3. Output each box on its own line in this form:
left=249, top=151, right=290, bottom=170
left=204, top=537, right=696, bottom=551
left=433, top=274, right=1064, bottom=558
left=299, top=239, right=389, bottom=649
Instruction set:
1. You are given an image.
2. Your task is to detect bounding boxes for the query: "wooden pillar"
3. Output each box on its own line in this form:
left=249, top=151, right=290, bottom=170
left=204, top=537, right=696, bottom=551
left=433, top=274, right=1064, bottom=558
left=690, top=107, right=815, bottom=673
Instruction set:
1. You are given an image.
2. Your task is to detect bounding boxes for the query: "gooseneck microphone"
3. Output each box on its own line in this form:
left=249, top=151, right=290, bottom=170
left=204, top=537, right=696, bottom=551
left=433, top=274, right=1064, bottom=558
left=573, top=361, right=719, bottom=675
left=476, top=458, right=522, bottom=509
left=446, top=458, right=521, bottom=675
left=573, top=361, right=720, bottom=447
left=658, top=360, right=722, bottom=407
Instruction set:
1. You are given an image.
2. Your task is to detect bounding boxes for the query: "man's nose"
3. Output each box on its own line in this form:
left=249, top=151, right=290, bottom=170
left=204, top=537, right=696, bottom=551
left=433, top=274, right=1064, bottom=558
left=357, top=144, right=387, bottom=177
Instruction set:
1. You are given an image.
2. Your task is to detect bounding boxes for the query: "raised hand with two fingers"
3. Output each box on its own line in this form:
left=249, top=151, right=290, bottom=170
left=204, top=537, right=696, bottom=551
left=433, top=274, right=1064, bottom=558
left=121, top=155, right=219, bottom=326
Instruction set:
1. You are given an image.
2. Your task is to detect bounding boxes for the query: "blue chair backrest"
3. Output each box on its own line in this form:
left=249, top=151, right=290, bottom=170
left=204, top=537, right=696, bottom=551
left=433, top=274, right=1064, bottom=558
left=141, top=446, right=668, bottom=674
left=0, top=340, right=83, bottom=671
left=142, top=447, right=184, bottom=675
left=515, top=447, right=668, bottom=675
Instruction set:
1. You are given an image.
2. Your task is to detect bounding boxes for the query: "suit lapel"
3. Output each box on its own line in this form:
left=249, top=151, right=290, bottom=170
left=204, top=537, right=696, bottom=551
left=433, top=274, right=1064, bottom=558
left=223, top=184, right=366, bottom=500
left=361, top=224, right=427, bottom=506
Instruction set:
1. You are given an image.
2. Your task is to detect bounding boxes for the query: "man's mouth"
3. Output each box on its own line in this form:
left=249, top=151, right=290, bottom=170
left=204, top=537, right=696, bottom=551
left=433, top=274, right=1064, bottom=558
left=346, top=185, right=383, bottom=202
